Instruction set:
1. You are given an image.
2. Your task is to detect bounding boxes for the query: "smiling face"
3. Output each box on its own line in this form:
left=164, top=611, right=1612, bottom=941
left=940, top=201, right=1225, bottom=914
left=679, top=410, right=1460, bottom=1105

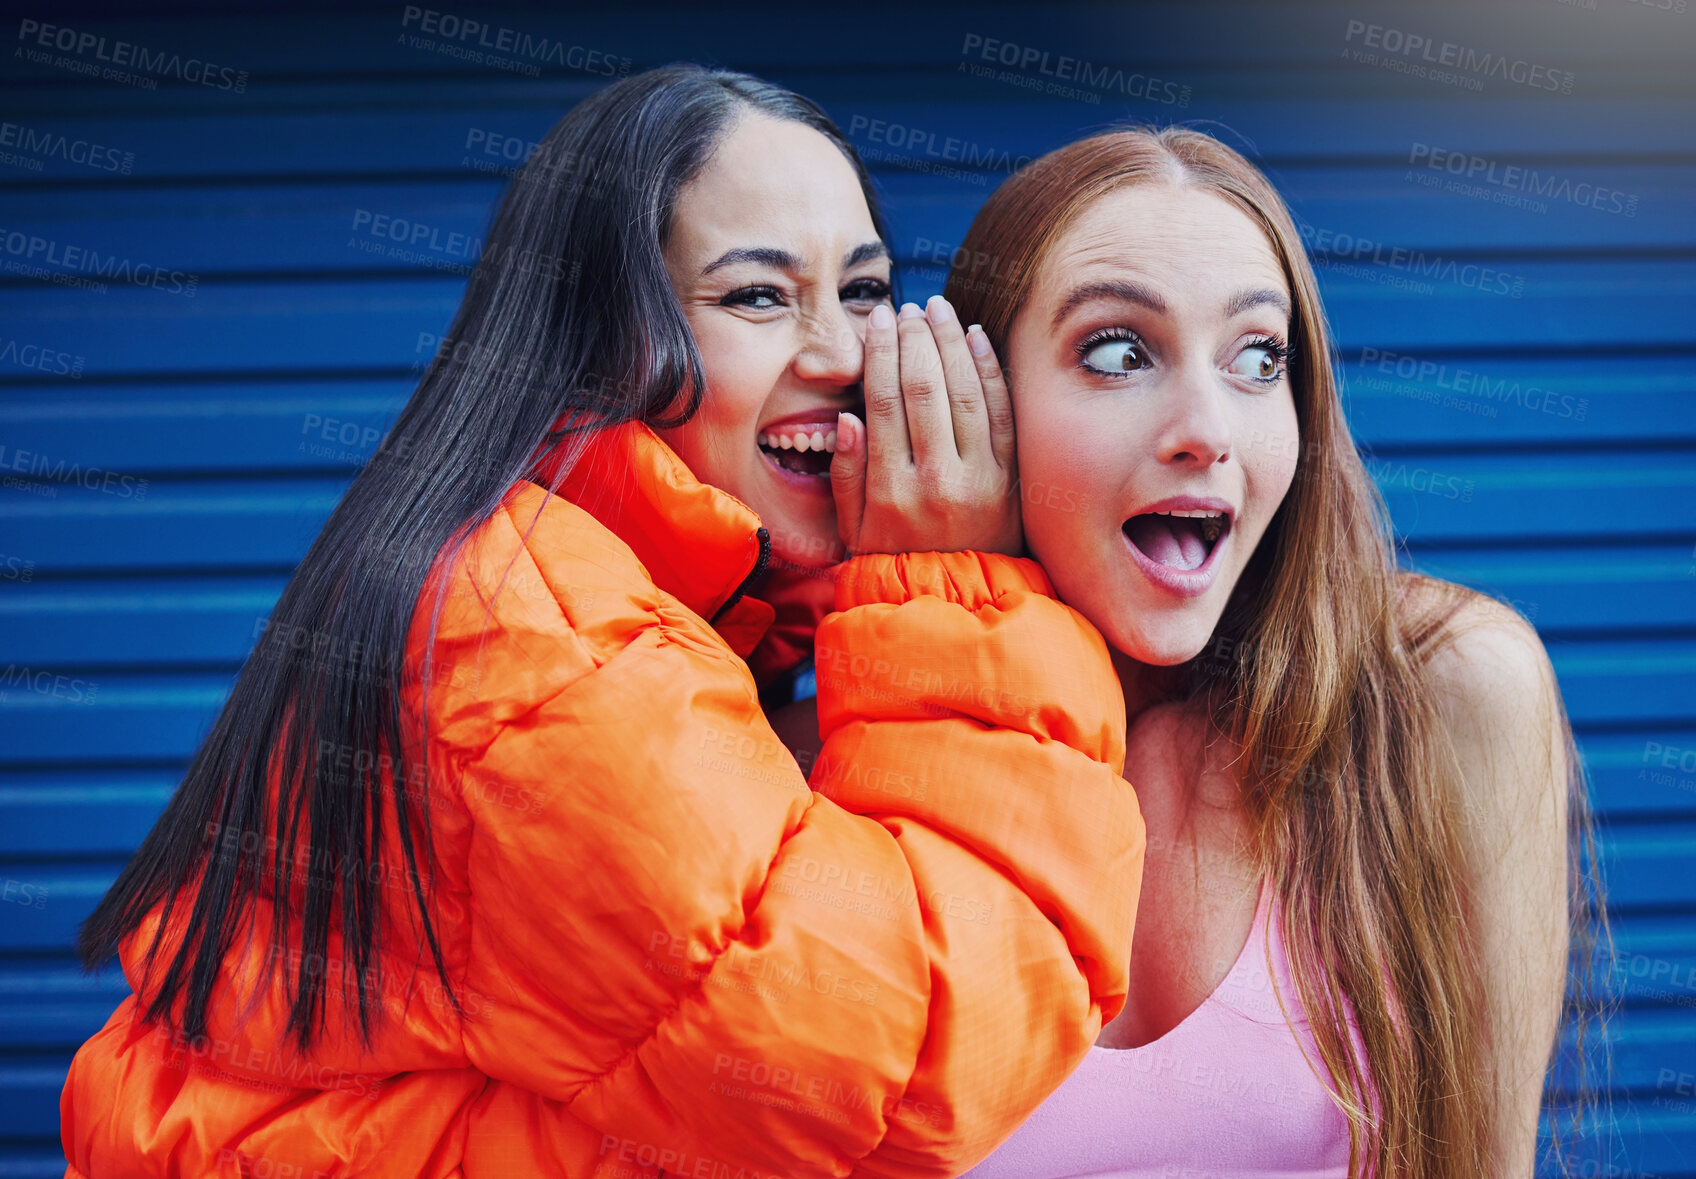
left=1005, top=181, right=1301, bottom=665
left=656, top=113, right=892, bottom=568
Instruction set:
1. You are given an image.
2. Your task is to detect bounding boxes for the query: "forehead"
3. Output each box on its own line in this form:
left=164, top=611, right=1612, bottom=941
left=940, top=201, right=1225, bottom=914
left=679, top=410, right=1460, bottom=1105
left=668, top=114, right=877, bottom=259
left=1033, top=182, right=1289, bottom=313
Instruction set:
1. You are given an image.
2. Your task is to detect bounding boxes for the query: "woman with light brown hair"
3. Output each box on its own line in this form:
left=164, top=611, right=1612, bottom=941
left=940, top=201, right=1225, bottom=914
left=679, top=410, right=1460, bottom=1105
left=942, top=127, right=1600, bottom=1178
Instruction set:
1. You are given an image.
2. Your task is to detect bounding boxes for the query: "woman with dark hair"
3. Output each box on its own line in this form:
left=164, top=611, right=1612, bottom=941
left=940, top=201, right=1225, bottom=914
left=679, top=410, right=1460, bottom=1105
left=58, top=67, right=1143, bottom=1177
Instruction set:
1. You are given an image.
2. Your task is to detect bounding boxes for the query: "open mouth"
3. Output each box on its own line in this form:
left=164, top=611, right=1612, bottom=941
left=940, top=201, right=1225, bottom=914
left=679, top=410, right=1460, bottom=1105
left=1121, top=509, right=1230, bottom=572
left=759, top=424, right=839, bottom=479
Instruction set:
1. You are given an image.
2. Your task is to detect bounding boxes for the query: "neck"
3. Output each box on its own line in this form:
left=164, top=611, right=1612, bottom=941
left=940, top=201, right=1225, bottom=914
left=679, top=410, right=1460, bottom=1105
left=1110, top=645, right=1180, bottom=729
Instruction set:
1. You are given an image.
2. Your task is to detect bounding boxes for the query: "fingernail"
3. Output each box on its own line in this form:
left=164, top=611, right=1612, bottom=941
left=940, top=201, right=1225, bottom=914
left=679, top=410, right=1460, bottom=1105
left=925, top=295, right=954, bottom=325
left=869, top=303, right=894, bottom=329
left=898, top=302, right=923, bottom=320
left=967, top=325, right=991, bottom=356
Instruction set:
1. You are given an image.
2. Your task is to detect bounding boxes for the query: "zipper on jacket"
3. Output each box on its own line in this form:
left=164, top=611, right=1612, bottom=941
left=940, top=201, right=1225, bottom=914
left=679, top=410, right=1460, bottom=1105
left=711, top=526, right=770, bottom=624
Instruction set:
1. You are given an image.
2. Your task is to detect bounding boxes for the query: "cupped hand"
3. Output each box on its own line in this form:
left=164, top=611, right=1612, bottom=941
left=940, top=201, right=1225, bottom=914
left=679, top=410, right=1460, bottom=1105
left=831, top=296, right=1020, bottom=557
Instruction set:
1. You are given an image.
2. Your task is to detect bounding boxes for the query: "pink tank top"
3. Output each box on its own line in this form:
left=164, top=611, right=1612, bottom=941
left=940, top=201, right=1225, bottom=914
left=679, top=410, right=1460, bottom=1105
left=964, top=880, right=1356, bottom=1178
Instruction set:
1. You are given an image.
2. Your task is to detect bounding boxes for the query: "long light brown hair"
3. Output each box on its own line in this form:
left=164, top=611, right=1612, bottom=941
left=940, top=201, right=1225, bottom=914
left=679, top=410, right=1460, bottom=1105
left=945, top=126, right=1604, bottom=1178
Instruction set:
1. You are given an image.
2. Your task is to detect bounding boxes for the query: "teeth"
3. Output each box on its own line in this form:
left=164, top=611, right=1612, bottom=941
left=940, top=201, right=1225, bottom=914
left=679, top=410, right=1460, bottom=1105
left=1148, top=507, right=1228, bottom=544
left=760, top=428, right=838, bottom=454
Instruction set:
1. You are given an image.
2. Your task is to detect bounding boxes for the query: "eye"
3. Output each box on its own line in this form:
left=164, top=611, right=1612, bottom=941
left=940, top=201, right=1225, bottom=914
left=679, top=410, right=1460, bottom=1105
left=721, top=285, right=785, bottom=310
left=841, top=277, right=891, bottom=305
left=1079, top=332, right=1148, bottom=375
left=1229, top=338, right=1288, bottom=383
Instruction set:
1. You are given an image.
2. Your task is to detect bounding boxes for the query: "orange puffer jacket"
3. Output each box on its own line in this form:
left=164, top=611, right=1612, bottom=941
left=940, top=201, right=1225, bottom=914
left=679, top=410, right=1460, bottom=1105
left=60, top=422, right=1144, bottom=1179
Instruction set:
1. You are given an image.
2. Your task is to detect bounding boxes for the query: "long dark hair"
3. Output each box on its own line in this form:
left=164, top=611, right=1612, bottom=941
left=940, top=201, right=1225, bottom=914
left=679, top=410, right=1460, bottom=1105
left=78, top=64, right=891, bottom=1051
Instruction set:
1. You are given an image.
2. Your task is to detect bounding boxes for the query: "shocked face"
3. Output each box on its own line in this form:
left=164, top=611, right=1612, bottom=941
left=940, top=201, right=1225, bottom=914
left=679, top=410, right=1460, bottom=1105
left=657, top=113, right=892, bottom=568
left=1005, top=182, right=1301, bottom=665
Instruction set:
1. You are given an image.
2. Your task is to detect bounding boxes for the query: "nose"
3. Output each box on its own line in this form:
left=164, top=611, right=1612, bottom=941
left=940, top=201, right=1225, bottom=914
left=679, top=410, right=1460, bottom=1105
left=791, top=297, right=865, bottom=387
left=1153, top=366, right=1233, bottom=468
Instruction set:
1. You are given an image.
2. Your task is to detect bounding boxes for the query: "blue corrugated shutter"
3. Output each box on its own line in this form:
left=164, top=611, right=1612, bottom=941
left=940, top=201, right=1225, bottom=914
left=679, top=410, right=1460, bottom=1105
left=1, top=3, right=1692, bottom=1175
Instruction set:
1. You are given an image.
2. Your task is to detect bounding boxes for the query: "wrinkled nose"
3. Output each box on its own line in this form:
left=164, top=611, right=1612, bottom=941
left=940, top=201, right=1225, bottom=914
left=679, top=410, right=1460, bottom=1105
left=793, top=301, right=867, bottom=388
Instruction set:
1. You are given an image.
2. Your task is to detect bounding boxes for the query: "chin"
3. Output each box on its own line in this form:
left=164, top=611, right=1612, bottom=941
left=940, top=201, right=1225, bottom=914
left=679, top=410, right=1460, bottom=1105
left=765, top=515, right=843, bottom=570
left=1117, top=636, right=1206, bottom=668
left=1104, top=606, right=1222, bottom=668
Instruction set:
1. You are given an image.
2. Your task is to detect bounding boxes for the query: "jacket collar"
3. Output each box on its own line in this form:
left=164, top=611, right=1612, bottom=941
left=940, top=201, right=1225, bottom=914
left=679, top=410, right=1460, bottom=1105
left=529, top=419, right=769, bottom=626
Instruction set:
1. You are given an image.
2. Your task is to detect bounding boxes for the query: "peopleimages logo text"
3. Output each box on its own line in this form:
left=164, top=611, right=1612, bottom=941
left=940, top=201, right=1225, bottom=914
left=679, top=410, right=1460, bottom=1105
left=16, top=18, right=249, bottom=91
left=0, top=121, right=134, bottom=174
left=1298, top=224, right=1525, bottom=298
left=1343, top=20, right=1574, bottom=94
left=1409, top=143, right=1637, bottom=217
left=959, top=33, right=1191, bottom=106
left=398, top=7, right=631, bottom=76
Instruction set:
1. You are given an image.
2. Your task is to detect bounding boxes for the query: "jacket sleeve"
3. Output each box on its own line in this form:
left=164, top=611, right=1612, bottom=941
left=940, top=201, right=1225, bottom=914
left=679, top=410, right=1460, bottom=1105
left=812, top=551, right=1142, bottom=1176
left=438, top=535, right=1143, bottom=1179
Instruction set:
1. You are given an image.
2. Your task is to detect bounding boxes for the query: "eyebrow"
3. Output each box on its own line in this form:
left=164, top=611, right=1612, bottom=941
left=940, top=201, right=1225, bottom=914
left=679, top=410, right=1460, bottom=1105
left=1051, top=280, right=1292, bottom=327
left=842, top=240, right=890, bottom=269
left=1224, top=287, right=1292, bottom=321
left=703, top=246, right=797, bottom=275
left=701, top=240, right=889, bottom=276
left=1051, top=280, right=1167, bottom=328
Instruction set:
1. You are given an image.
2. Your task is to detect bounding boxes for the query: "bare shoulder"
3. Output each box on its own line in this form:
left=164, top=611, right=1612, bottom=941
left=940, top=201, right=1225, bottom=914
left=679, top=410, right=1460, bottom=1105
left=1405, top=578, right=1559, bottom=729
left=1400, top=576, right=1568, bottom=821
